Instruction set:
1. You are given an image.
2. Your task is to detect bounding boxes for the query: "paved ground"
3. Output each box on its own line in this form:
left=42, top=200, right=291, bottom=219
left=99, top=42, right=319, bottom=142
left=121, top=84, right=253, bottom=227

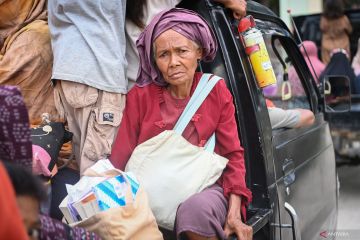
left=337, top=165, right=360, bottom=230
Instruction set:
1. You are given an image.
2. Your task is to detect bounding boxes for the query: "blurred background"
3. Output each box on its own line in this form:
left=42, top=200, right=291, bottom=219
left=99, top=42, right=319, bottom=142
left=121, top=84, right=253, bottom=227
left=255, top=0, right=360, bottom=27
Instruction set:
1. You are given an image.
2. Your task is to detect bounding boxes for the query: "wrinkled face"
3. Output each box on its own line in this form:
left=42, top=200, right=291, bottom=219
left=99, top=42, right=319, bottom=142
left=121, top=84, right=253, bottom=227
left=154, top=29, right=202, bottom=87
left=17, top=195, right=40, bottom=240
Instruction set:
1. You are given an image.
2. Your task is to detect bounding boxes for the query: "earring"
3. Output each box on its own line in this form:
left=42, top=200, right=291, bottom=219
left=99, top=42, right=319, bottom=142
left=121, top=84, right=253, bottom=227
left=197, top=59, right=203, bottom=72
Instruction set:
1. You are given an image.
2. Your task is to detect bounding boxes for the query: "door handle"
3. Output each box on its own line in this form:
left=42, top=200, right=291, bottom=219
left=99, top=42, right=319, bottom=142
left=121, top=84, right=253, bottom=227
left=283, top=158, right=295, bottom=187
left=247, top=208, right=272, bottom=234
left=284, top=202, right=302, bottom=240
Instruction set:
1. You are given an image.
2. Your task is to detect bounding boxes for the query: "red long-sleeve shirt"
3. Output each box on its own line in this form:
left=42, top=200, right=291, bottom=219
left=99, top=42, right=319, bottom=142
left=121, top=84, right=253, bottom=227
left=110, top=73, right=252, bottom=217
left=0, top=163, right=28, bottom=240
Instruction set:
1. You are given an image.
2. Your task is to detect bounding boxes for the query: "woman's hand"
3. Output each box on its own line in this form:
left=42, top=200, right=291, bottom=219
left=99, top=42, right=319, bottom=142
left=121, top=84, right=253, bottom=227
left=214, top=0, right=247, bottom=19
left=224, top=194, right=253, bottom=240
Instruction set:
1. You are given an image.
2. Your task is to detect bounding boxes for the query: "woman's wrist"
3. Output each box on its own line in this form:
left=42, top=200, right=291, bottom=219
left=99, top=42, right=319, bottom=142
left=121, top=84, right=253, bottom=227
left=228, top=194, right=242, bottom=220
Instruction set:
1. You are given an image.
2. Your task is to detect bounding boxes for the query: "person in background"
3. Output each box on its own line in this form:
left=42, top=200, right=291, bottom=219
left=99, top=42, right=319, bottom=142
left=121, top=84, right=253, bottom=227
left=4, top=162, right=46, bottom=240
left=320, top=0, right=352, bottom=64
left=0, top=86, right=33, bottom=168
left=111, top=8, right=252, bottom=240
left=48, top=1, right=128, bottom=174
left=4, top=162, right=101, bottom=240
left=351, top=38, right=360, bottom=77
left=288, top=40, right=325, bottom=95
left=0, top=85, right=100, bottom=240
left=300, top=41, right=326, bottom=81
left=0, top=0, right=58, bottom=124
left=265, top=97, right=315, bottom=130
left=0, top=162, right=28, bottom=240
left=268, top=107, right=315, bottom=129
left=320, top=48, right=359, bottom=94
left=126, top=0, right=247, bottom=88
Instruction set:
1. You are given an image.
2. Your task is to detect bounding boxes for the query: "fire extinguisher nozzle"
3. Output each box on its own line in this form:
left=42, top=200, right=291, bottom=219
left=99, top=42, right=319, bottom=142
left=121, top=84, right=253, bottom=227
left=238, top=18, right=252, bottom=33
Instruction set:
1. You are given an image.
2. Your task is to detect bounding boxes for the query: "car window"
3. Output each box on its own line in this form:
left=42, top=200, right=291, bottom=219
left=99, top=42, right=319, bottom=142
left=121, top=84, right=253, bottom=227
left=237, top=18, right=316, bottom=131
left=263, top=36, right=311, bottom=111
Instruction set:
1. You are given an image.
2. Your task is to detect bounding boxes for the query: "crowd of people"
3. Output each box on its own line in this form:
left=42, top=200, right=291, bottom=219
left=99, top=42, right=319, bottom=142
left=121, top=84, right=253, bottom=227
left=1, top=0, right=253, bottom=240
left=0, top=0, right=359, bottom=239
left=286, top=0, right=360, bottom=99
left=298, top=0, right=360, bottom=95
left=281, top=0, right=360, bottom=129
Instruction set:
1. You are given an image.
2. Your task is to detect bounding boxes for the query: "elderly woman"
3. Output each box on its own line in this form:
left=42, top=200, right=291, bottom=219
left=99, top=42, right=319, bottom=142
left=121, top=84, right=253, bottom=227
left=126, top=0, right=247, bottom=88
left=110, top=8, right=252, bottom=240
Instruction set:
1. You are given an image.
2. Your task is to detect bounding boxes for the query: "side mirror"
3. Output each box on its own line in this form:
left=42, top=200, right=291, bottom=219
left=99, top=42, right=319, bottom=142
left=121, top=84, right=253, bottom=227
left=324, top=75, right=351, bottom=112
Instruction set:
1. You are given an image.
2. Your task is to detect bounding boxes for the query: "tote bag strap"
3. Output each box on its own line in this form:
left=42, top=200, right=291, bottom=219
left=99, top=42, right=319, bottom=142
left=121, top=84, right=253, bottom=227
left=174, top=74, right=222, bottom=152
left=203, top=133, right=215, bottom=153
left=175, top=73, right=212, bottom=126
left=174, top=74, right=221, bottom=133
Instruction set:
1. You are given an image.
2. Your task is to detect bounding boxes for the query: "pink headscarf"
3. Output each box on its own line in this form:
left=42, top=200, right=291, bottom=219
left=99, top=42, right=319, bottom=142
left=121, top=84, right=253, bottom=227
left=288, top=41, right=325, bottom=96
left=300, top=40, right=325, bottom=83
left=136, top=8, right=218, bottom=87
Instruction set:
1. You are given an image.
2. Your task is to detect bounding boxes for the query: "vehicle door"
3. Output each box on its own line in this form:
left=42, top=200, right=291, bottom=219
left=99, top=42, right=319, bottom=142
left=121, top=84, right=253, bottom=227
left=253, top=18, right=338, bottom=239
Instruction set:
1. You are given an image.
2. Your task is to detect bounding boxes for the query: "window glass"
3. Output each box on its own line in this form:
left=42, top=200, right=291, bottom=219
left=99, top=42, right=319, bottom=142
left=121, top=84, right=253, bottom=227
left=263, top=35, right=311, bottom=110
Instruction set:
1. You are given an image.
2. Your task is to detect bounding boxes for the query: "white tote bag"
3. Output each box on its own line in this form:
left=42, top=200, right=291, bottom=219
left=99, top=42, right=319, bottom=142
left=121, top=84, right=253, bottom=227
left=125, top=74, right=229, bottom=230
